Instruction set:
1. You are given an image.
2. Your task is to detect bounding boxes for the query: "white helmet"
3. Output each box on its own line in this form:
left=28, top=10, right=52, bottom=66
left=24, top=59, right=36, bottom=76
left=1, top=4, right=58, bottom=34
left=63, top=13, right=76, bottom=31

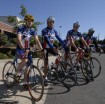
left=88, top=28, right=95, bottom=33
left=73, top=22, right=80, bottom=27
left=47, top=16, right=55, bottom=22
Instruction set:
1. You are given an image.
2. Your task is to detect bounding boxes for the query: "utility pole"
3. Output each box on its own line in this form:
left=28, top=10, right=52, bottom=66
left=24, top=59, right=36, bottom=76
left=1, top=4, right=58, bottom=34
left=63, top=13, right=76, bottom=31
left=59, top=26, right=62, bottom=37
left=97, top=33, right=100, bottom=42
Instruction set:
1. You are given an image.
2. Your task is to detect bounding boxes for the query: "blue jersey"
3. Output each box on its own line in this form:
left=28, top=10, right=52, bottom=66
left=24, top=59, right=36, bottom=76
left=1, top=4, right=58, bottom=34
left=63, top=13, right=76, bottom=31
left=17, top=25, right=37, bottom=50
left=83, top=33, right=95, bottom=40
left=66, top=29, right=82, bottom=46
left=66, top=29, right=82, bottom=40
left=83, top=33, right=97, bottom=45
left=42, top=27, right=65, bottom=49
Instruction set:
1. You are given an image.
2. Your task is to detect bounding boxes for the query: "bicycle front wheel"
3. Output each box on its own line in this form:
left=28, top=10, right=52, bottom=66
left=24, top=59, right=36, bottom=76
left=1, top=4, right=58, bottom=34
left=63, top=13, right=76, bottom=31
left=88, top=57, right=101, bottom=78
left=27, top=65, right=44, bottom=102
left=37, top=57, right=44, bottom=73
left=80, top=58, right=93, bottom=81
left=2, top=61, right=16, bottom=88
left=56, top=61, right=77, bottom=87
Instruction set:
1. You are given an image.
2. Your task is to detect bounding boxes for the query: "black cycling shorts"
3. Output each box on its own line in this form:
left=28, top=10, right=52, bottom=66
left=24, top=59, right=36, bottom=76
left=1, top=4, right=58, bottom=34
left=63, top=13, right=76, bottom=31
left=44, top=48, right=58, bottom=60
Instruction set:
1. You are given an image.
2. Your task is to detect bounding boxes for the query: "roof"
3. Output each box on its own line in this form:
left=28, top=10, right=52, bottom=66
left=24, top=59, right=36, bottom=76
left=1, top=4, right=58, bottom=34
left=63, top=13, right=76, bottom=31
left=0, top=22, right=13, bottom=33
left=0, top=16, right=22, bottom=27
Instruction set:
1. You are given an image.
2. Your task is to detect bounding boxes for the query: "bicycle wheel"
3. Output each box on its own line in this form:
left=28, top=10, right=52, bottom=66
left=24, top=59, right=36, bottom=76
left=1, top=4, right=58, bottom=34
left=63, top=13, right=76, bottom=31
left=27, top=65, right=44, bottom=102
left=88, top=57, right=101, bottom=78
left=2, top=61, right=16, bottom=88
left=56, top=61, right=77, bottom=86
left=37, top=57, right=44, bottom=73
left=80, top=58, right=93, bottom=81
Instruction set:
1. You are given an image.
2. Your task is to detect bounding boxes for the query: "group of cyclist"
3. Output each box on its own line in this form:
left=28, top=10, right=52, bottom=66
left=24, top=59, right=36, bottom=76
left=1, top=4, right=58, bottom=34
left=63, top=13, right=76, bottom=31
left=16, top=14, right=98, bottom=87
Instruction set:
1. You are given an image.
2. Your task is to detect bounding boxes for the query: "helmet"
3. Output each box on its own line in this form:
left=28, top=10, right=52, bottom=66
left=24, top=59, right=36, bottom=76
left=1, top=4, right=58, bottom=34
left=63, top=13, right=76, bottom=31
left=88, top=28, right=95, bottom=33
left=73, top=22, right=80, bottom=27
left=47, top=16, right=55, bottom=22
left=24, top=14, right=34, bottom=21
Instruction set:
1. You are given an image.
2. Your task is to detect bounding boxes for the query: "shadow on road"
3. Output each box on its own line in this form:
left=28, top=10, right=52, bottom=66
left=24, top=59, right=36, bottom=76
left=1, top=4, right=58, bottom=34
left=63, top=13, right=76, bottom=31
left=0, top=80, right=36, bottom=104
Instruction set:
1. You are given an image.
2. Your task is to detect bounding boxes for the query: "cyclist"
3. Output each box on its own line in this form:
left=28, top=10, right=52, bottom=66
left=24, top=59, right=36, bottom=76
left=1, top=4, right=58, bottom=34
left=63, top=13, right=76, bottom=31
left=16, top=14, right=43, bottom=87
left=65, top=22, right=89, bottom=62
left=41, top=16, right=66, bottom=85
left=82, top=28, right=99, bottom=52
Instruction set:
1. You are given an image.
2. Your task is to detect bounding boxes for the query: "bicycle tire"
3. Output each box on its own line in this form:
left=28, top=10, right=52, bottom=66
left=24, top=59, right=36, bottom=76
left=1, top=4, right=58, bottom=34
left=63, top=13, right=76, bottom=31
left=56, top=61, right=77, bottom=86
left=27, top=65, right=44, bottom=102
left=87, top=57, right=101, bottom=78
left=80, top=58, right=93, bottom=81
left=37, top=57, right=44, bottom=72
left=2, top=61, right=16, bottom=88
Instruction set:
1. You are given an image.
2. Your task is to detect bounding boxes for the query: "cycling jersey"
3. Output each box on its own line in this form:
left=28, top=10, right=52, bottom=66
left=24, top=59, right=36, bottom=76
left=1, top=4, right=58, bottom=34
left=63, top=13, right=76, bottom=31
left=17, top=25, right=37, bottom=50
left=83, top=33, right=96, bottom=45
left=42, top=27, right=65, bottom=49
left=66, top=29, right=82, bottom=46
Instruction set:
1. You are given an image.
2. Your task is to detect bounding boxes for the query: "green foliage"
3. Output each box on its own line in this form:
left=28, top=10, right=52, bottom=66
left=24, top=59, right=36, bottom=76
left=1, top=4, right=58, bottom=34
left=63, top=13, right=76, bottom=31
left=19, top=4, right=27, bottom=17
left=7, top=16, right=16, bottom=24
left=10, top=38, right=17, bottom=44
left=0, top=53, right=9, bottom=59
left=33, top=22, right=43, bottom=30
left=38, top=35, right=42, bottom=42
left=0, top=33, right=8, bottom=45
left=53, top=40, right=59, bottom=47
left=30, top=37, right=35, bottom=46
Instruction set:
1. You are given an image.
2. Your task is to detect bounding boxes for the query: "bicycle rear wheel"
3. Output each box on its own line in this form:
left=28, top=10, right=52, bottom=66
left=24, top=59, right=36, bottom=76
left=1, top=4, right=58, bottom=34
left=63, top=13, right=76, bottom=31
left=2, top=61, right=16, bottom=88
left=27, top=65, right=44, bottom=101
left=88, top=57, right=101, bottom=78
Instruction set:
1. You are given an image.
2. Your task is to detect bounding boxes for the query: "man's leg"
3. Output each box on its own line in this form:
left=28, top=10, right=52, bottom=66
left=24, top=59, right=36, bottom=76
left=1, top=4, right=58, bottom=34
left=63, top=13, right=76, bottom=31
left=43, top=59, right=48, bottom=78
left=77, top=48, right=83, bottom=62
left=16, top=50, right=28, bottom=74
left=43, top=49, right=48, bottom=78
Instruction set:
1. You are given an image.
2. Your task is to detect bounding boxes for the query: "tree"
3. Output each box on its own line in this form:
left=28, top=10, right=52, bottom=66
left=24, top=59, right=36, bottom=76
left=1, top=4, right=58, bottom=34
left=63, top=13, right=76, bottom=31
left=32, top=22, right=43, bottom=31
left=0, top=33, right=8, bottom=46
left=8, top=16, right=16, bottom=24
left=19, top=4, right=27, bottom=17
left=38, top=35, right=42, bottom=42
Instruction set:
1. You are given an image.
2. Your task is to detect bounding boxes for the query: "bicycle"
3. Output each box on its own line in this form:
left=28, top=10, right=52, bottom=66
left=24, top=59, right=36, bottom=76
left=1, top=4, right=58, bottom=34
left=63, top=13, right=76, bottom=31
left=63, top=47, right=93, bottom=81
left=2, top=49, right=44, bottom=102
left=84, top=50, right=101, bottom=78
left=37, top=49, right=77, bottom=87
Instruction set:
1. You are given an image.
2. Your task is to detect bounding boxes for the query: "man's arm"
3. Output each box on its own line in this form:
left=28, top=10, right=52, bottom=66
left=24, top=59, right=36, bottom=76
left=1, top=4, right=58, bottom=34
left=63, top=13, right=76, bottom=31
left=17, top=33, right=24, bottom=49
left=69, top=36, right=78, bottom=51
left=34, top=35, right=43, bottom=50
left=80, top=37, right=89, bottom=48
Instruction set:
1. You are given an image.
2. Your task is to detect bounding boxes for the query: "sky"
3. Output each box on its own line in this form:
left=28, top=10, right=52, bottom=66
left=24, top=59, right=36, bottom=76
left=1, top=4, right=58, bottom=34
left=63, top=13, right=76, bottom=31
left=0, top=0, right=105, bottom=40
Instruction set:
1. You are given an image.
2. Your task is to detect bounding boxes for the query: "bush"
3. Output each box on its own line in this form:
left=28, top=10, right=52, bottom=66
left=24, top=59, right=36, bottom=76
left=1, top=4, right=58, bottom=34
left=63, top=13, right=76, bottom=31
left=0, top=53, right=9, bottom=59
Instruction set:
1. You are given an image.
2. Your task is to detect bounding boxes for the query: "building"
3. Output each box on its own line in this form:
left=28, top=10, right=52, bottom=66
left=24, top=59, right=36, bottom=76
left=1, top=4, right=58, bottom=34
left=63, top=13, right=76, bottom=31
left=0, top=16, right=22, bottom=27
left=0, top=16, right=22, bottom=49
left=0, top=16, right=22, bottom=38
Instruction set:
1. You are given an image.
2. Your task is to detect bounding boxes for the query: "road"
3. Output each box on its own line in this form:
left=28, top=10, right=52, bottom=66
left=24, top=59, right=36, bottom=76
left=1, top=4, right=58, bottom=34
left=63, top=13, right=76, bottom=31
left=44, top=53, right=105, bottom=104
left=0, top=54, right=105, bottom=104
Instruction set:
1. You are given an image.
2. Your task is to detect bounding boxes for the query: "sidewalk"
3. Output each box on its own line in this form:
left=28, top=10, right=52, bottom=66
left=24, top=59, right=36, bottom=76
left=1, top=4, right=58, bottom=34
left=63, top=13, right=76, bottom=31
left=0, top=56, right=56, bottom=104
